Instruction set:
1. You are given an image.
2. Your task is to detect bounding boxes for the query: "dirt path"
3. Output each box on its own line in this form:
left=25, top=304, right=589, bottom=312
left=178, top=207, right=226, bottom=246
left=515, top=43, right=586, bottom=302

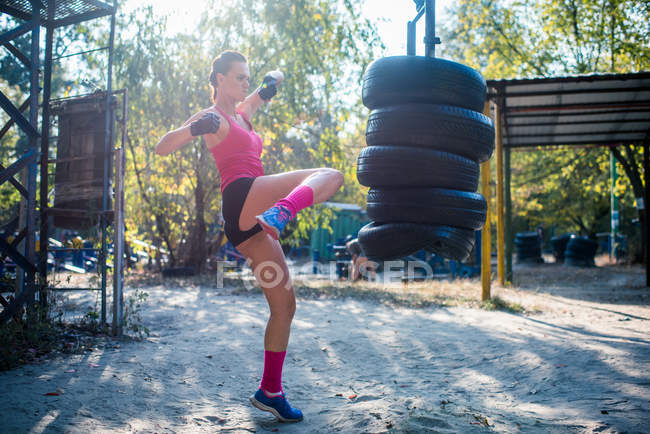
left=1, top=267, right=649, bottom=433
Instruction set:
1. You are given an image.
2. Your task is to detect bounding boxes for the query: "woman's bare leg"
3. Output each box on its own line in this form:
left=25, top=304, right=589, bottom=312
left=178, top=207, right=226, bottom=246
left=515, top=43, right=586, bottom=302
left=236, top=231, right=295, bottom=351
left=238, top=167, right=343, bottom=231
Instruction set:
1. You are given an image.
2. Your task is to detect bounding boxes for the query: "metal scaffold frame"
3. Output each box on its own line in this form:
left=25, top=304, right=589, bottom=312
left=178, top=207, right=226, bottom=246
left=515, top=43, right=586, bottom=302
left=0, top=0, right=126, bottom=334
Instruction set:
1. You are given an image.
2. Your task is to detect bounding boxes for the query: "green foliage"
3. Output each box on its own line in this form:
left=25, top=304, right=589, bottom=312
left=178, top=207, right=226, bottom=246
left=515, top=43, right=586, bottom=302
left=102, top=2, right=381, bottom=265
left=443, top=0, right=648, bottom=253
left=441, top=0, right=650, bottom=78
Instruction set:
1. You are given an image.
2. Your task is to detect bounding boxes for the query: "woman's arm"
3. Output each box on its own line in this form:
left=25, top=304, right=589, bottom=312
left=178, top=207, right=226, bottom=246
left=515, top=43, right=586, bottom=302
left=155, top=110, right=221, bottom=156
left=154, top=124, right=194, bottom=156
left=237, top=70, right=284, bottom=120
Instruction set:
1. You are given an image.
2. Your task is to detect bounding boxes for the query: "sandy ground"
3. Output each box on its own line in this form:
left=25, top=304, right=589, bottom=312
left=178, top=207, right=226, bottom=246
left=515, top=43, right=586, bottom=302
left=1, top=261, right=649, bottom=433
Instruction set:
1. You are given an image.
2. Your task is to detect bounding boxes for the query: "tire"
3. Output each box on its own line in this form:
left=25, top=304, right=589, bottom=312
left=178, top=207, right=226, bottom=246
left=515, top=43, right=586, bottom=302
left=362, top=56, right=487, bottom=112
left=358, top=222, right=475, bottom=261
left=367, top=187, right=487, bottom=230
left=356, top=146, right=479, bottom=191
left=551, top=234, right=572, bottom=257
left=515, top=232, right=540, bottom=240
left=566, top=237, right=598, bottom=256
left=514, top=238, right=541, bottom=248
left=365, top=104, right=495, bottom=162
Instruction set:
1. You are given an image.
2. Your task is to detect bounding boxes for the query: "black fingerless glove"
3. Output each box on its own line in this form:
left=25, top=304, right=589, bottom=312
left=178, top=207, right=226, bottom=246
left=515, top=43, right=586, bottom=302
left=258, top=74, right=278, bottom=101
left=190, top=112, right=220, bottom=136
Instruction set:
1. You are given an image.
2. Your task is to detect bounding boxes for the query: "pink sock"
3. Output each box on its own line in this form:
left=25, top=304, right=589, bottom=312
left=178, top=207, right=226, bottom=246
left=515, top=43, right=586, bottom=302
left=260, top=350, right=286, bottom=394
left=276, top=185, right=314, bottom=218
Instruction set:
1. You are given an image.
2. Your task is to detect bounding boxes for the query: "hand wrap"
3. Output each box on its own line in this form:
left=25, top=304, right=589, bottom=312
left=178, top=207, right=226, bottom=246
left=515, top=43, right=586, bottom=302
left=190, top=112, right=220, bottom=136
left=258, top=74, right=278, bottom=101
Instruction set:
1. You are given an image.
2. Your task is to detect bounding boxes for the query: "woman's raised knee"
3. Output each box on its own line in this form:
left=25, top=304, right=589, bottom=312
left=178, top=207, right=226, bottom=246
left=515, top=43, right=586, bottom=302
left=316, top=168, right=343, bottom=188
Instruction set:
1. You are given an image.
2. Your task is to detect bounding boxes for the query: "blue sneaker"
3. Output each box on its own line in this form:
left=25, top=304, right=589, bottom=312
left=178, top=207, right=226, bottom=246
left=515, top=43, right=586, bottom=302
left=255, top=205, right=292, bottom=240
left=250, top=388, right=303, bottom=422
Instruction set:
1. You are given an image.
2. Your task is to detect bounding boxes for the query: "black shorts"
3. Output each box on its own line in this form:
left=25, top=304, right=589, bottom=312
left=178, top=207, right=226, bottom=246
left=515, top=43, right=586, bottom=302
left=222, top=177, right=263, bottom=247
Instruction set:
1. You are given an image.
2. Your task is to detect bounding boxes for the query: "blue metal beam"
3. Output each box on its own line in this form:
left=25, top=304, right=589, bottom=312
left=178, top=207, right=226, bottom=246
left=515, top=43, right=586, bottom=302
left=0, top=22, right=35, bottom=46
left=0, top=236, right=37, bottom=275
left=0, top=150, right=36, bottom=188
left=0, top=91, right=39, bottom=138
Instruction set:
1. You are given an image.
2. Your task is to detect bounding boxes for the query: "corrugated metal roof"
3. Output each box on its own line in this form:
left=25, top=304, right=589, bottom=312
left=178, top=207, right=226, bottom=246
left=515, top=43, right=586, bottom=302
left=0, top=0, right=114, bottom=27
left=486, top=72, right=650, bottom=148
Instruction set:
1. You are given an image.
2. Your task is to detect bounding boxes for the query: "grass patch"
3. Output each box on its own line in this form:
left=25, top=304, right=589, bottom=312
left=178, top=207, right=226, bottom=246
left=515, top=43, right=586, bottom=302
left=480, top=296, right=525, bottom=314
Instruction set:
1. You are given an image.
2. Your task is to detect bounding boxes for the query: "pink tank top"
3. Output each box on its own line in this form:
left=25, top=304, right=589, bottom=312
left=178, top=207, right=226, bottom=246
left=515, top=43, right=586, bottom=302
left=209, top=107, right=265, bottom=192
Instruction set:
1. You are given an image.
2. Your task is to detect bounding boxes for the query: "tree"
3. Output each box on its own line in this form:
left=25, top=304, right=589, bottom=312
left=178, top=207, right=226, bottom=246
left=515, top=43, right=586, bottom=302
left=100, top=1, right=381, bottom=269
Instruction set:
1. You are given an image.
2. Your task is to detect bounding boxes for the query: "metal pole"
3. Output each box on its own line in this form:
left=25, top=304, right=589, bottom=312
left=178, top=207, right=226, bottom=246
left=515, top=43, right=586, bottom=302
left=101, top=4, right=117, bottom=326
left=610, top=150, right=619, bottom=262
left=642, top=141, right=650, bottom=287
left=480, top=101, right=491, bottom=300
left=407, top=20, right=416, bottom=55
left=424, top=0, right=436, bottom=57
left=505, top=146, right=513, bottom=282
left=495, top=100, right=505, bottom=285
left=39, top=4, right=55, bottom=312
left=24, top=0, right=40, bottom=321
left=113, top=89, right=127, bottom=336
left=480, top=159, right=491, bottom=301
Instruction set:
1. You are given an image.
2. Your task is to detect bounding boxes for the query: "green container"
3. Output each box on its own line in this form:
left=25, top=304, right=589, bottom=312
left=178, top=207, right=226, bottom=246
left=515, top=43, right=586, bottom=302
left=310, top=202, right=369, bottom=261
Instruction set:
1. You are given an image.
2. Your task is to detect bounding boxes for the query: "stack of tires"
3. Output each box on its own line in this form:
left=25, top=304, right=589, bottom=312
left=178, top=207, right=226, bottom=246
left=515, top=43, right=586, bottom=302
left=550, top=233, right=573, bottom=263
left=514, top=232, right=543, bottom=263
left=564, top=236, right=598, bottom=267
left=355, top=56, right=495, bottom=261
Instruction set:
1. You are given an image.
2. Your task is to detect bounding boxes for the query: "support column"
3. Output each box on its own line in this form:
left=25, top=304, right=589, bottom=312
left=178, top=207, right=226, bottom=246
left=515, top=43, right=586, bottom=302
left=505, top=147, right=513, bottom=282
left=101, top=5, right=117, bottom=326
left=481, top=103, right=492, bottom=300
left=480, top=160, right=491, bottom=301
left=610, top=151, right=619, bottom=262
left=424, top=0, right=439, bottom=57
left=495, top=101, right=505, bottom=285
left=641, top=141, right=650, bottom=287
left=113, top=90, right=127, bottom=337
left=24, top=0, right=41, bottom=321
left=39, top=4, right=55, bottom=312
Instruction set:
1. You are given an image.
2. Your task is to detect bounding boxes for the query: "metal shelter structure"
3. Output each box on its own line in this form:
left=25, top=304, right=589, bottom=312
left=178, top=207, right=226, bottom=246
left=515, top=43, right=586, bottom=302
left=486, top=72, right=650, bottom=287
left=0, top=0, right=126, bottom=333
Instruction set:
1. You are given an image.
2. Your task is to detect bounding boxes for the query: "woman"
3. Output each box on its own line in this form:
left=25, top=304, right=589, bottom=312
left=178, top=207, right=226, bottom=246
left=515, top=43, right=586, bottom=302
left=155, top=50, right=343, bottom=422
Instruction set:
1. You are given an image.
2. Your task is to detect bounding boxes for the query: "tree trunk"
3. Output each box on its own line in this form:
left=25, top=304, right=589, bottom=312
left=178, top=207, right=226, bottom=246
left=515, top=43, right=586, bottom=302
left=186, top=146, right=208, bottom=272
left=611, top=145, right=646, bottom=262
